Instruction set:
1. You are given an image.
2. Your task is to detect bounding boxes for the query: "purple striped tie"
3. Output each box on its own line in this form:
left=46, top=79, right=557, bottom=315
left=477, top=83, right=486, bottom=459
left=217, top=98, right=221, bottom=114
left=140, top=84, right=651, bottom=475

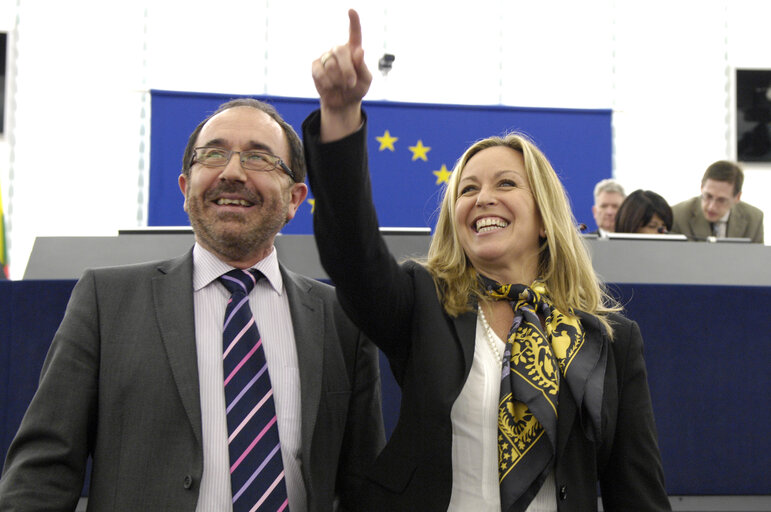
left=220, top=269, right=289, bottom=512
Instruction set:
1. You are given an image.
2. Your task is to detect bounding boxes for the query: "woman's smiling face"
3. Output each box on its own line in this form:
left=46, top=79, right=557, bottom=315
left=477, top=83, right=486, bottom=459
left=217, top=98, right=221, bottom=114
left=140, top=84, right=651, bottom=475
left=454, top=145, right=544, bottom=284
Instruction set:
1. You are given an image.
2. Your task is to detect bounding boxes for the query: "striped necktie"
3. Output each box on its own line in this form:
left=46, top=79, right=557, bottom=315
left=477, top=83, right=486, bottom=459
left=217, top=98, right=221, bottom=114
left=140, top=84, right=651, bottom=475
left=219, top=269, right=289, bottom=512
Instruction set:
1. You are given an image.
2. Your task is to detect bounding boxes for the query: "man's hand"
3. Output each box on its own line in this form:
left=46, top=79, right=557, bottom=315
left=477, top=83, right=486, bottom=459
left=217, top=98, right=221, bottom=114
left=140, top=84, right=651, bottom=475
left=312, top=9, right=372, bottom=141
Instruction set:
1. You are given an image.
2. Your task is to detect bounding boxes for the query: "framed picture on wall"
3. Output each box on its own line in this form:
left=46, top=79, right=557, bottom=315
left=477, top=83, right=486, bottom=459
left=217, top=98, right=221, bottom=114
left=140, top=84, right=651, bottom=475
left=736, top=69, right=771, bottom=162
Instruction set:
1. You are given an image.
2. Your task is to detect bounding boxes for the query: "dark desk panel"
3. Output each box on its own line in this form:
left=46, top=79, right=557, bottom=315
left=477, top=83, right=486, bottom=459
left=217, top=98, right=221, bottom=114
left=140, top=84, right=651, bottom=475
left=2, top=280, right=769, bottom=496
left=611, top=283, right=771, bottom=495
left=0, top=280, right=76, bottom=464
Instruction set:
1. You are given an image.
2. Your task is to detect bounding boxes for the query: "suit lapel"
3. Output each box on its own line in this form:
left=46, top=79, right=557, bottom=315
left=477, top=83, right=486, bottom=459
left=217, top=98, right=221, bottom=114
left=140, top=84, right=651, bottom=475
left=281, top=267, right=324, bottom=465
left=452, top=309, right=478, bottom=377
left=556, top=310, right=605, bottom=458
left=556, top=382, right=578, bottom=459
left=152, top=250, right=203, bottom=445
left=690, top=199, right=712, bottom=237
left=727, top=206, right=748, bottom=237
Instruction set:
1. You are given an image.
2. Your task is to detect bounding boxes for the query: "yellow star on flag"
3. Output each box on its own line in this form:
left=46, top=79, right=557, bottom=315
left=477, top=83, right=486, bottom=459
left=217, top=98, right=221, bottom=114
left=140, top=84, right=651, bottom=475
left=376, top=130, right=398, bottom=151
left=408, top=140, right=431, bottom=161
left=433, top=164, right=451, bottom=184
left=308, top=198, right=315, bottom=214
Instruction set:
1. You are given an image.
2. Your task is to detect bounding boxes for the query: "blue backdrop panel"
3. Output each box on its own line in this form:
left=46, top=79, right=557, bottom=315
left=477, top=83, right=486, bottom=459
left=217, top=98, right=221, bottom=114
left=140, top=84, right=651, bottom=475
left=377, top=282, right=771, bottom=495
left=149, top=90, right=612, bottom=232
left=611, top=283, right=771, bottom=495
left=2, top=281, right=770, bottom=494
left=0, top=280, right=75, bottom=463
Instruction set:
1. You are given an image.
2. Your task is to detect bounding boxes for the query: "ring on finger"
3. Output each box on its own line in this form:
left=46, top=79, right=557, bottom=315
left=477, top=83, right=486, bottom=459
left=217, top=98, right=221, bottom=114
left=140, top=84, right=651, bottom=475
left=321, top=52, right=332, bottom=66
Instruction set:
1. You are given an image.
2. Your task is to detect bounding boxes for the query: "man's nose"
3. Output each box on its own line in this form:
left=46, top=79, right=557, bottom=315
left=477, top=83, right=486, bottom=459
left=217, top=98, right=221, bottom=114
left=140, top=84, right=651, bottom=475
left=219, top=152, right=248, bottom=181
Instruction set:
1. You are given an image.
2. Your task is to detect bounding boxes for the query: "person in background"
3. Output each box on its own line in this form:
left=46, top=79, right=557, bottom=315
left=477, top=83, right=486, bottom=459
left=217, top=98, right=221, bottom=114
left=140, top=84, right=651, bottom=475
left=0, top=98, right=384, bottom=511
left=671, top=160, right=764, bottom=242
left=302, top=9, right=671, bottom=511
left=591, top=178, right=626, bottom=236
left=615, top=189, right=673, bottom=235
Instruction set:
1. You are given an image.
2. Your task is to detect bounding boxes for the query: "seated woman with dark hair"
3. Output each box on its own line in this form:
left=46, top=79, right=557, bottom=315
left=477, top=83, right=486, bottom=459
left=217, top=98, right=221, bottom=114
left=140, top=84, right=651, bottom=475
left=615, top=189, right=673, bottom=234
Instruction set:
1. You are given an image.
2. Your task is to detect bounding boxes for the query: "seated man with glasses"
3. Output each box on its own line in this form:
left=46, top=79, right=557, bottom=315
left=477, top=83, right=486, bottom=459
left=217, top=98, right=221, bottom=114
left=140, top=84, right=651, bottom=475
left=671, top=160, right=764, bottom=243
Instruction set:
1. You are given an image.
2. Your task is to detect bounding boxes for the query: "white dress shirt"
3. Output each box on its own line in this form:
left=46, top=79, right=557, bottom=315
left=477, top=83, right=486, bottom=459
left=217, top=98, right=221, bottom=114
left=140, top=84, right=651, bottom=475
left=447, top=314, right=556, bottom=512
left=192, top=244, right=306, bottom=512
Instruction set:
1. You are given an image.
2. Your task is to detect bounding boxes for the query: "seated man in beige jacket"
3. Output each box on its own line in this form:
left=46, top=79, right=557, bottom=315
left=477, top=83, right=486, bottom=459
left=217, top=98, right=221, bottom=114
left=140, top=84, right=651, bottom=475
left=672, top=160, right=764, bottom=243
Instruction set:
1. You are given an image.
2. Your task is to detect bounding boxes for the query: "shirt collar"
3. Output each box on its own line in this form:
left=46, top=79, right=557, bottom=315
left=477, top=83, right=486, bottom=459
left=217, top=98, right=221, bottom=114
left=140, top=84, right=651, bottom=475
left=192, top=243, right=284, bottom=295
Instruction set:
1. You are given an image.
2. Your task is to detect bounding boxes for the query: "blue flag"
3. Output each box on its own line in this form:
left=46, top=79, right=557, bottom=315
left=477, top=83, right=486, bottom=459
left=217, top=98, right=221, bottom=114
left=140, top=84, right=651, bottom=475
left=149, top=90, right=611, bottom=233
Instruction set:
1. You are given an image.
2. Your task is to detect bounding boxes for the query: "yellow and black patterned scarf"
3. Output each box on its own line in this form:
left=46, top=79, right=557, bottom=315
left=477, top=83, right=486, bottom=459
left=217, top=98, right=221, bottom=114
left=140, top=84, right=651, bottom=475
left=480, top=276, right=606, bottom=512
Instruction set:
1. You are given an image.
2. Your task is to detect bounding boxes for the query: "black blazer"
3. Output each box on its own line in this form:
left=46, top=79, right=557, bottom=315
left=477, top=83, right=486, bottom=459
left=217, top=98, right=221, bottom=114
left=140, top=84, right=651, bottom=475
left=303, top=110, right=670, bottom=512
left=0, top=250, right=385, bottom=511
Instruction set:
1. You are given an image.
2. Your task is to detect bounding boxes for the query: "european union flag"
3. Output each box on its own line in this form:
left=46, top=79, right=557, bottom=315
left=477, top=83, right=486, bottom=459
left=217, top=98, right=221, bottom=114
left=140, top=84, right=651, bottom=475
left=150, top=90, right=611, bottom=233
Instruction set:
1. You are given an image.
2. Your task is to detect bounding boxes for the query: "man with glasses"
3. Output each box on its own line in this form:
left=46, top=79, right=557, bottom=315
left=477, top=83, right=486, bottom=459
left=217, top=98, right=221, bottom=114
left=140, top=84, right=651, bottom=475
left=0, top=98, right=385, bottom=511
left=672, top=160, right=764, bottom=243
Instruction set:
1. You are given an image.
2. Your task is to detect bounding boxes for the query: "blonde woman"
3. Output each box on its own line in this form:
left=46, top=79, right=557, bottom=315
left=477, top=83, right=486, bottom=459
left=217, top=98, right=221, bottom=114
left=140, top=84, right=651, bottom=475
left=303, top=10, right=670, bottom=512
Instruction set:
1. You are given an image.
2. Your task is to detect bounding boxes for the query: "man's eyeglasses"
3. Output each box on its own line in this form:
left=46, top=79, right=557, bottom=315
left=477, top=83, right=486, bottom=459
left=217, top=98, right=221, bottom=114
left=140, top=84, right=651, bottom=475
left=192, top=147, right=297, bottom=182
left=701, top=192, right=731, bottom=207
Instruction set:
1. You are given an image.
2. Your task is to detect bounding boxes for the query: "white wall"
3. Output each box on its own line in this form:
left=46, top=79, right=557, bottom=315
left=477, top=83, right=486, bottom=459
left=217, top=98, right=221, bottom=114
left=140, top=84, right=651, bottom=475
left=1, top=0, right=769, bottom=279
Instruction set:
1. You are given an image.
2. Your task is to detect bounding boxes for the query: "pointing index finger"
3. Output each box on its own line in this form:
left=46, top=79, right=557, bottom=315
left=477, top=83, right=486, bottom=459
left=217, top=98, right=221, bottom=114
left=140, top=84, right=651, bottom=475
left=348, top=9, right=362, bottom=49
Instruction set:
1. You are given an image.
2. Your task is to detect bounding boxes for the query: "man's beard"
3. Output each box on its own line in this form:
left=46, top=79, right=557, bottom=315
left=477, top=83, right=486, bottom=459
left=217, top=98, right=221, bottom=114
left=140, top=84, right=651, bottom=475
left=186, top=183, right=288, bottom=262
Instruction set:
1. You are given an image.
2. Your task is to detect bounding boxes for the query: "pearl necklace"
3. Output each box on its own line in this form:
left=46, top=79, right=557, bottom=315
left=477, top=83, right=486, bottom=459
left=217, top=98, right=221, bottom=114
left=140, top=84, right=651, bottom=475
left=478, top=306, right=503, bottom=364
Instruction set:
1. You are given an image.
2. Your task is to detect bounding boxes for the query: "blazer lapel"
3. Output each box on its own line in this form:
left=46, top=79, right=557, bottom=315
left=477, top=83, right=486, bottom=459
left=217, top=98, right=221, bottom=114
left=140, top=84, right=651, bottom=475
left=556, top=311, right=609, bottom=459
left=281, top=267, right=324, bottom=464
left=556, top=382, right=578, bottom=459
left=690, top=199, right=712, bottom=237
left=152, top=250, right=203, bottom=445
left=451, top=309, right=478, bottom=376
left=727, top=206, right=748, bottom=238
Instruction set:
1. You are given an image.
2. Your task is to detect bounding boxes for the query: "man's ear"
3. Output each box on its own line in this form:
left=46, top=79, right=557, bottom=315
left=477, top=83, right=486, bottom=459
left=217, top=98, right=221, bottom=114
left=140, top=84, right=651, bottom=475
left=285, top=182, right=309, bottom=223
left=178, top=173, right=189, bottom=212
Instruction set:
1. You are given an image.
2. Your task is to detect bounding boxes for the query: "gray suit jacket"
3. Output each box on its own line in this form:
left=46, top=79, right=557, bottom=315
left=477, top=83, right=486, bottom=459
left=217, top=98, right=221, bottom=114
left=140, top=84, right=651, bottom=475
left=671, top=196, right=764, bottom=243
left=0, top=250, right=384, bottom=511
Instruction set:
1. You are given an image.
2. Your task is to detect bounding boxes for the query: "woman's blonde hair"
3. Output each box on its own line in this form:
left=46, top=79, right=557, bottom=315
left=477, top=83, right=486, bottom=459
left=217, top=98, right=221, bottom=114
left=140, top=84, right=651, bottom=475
left=424, top=132, right=620, bottom=336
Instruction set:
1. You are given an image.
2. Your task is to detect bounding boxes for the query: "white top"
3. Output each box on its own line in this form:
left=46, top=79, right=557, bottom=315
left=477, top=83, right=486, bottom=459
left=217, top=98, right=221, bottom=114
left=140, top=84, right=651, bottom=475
left=447, top=313, right=557, bottom=512
left=192, top=244, right=306, bottom=512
